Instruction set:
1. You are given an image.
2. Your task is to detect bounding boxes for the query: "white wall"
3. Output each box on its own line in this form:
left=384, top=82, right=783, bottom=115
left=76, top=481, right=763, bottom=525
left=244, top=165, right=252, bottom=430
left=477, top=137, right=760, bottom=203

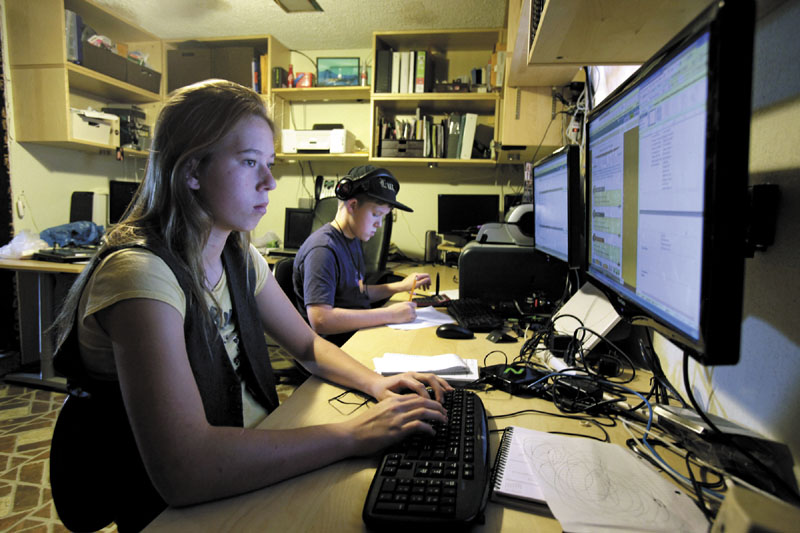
left=655, top=0, right=800, bottom=478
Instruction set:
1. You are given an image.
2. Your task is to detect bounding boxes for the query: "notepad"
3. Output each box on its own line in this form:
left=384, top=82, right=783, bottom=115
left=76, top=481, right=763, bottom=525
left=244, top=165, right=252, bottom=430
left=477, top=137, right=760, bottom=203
left=491, top=427, right=546, bottom=505
left=491, top=426, right=708, bottom=532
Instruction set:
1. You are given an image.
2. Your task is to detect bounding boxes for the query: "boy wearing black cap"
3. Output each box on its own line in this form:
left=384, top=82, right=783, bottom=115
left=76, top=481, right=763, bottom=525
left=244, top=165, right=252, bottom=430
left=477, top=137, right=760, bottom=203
left=293, top=165, right=431, bottom=346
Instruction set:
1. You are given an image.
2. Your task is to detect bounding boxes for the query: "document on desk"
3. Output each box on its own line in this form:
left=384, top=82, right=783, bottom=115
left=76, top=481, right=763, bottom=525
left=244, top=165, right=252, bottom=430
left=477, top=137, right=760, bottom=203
left=387, top=305, right=454, bottom=330
left=373, top=353, right=480, bottom=385
left=496, top=426, right=707, bottom=532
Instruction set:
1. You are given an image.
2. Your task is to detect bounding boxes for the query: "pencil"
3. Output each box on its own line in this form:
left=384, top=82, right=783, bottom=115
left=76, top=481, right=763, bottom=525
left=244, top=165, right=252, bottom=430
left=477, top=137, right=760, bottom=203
left=409, top=276, right=417, bottom=301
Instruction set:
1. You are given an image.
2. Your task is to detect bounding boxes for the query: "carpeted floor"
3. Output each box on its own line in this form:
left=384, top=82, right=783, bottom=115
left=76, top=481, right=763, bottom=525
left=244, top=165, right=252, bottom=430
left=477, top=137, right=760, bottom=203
left=0, top=344, right=300, bottom=532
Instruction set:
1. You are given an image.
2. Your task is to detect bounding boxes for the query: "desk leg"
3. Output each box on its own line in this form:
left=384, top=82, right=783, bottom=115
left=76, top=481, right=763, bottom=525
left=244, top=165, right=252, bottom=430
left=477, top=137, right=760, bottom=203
left=4, top=271, right=67, bottom=392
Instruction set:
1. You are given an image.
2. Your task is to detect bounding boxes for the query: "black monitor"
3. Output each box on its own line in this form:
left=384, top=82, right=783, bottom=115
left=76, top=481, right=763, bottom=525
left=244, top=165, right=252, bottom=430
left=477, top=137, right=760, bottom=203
left=437, top=194, right=500, bottom=240
left=284, top=208, right=314, bottom=249
left=585, top=0, right=754, bottom=365
left=108, top=180, right=140, bottom=224
left=533, top=145, right=583, bottom=268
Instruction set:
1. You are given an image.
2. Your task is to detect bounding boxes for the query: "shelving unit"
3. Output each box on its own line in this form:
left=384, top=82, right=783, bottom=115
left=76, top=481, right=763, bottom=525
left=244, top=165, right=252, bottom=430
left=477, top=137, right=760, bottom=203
left=5, top=0, right=162, bottom=153
left=371, top=29, right=503, bottom=166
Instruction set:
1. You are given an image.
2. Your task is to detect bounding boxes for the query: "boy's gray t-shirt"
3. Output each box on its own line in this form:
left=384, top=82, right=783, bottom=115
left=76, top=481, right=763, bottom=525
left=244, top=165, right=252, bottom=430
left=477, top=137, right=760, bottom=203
left=293, top=224, right=370, bottom=323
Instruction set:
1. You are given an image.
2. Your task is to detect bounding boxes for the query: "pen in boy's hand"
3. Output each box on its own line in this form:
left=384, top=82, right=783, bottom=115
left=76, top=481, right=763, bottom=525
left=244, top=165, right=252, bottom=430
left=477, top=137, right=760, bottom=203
left=409, top=276, right=418, bottom=302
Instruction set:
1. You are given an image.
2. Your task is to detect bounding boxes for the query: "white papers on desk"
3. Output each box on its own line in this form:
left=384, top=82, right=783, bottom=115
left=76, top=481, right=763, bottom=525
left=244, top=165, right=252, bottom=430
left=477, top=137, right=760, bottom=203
left=387, top=305, right=454, bottom=330
left=493, top=426, right=707, bottom=532
left=373, top=353, right=480, bottom=385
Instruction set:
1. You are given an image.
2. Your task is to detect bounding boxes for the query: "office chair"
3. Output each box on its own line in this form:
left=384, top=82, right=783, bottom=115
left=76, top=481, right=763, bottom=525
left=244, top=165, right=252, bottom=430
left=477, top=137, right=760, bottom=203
left=51, top=394, right=166, bottom=532
left=310, top=197, right=395, bottom=286
left=271, top=257, right=310, bottom=383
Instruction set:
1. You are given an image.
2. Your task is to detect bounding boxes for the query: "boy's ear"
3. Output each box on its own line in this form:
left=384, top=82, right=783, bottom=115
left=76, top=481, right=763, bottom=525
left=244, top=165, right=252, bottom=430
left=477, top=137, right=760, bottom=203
left=183, top=158, right=201, bottom=190
left=345, top=197, right=359, bottom=214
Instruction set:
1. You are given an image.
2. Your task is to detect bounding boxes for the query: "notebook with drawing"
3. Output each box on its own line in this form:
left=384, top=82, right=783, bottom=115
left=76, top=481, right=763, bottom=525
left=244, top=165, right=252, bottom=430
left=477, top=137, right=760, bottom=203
left=490, top=425, right=708, bottom=532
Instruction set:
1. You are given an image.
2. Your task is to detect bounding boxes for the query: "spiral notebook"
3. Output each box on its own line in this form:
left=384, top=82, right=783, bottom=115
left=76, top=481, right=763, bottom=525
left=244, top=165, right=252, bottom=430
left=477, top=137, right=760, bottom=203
left=491, top=426, right=546, bottom=505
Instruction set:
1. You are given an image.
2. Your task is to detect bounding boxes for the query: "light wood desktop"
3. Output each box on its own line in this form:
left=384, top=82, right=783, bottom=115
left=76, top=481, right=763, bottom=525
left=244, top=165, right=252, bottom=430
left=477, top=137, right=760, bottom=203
left=146, top=272, right=649, bottom=533
left=0, top=258, right=85, bottom=391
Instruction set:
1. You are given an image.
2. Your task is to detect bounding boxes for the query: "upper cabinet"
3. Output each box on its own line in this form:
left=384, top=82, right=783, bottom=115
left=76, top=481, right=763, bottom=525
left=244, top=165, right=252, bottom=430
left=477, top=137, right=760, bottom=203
left=509, top=0, right=712, bottom=86
left=370, top=29, right=503, bottom=167
left=5, top=0, right=162, bottom=153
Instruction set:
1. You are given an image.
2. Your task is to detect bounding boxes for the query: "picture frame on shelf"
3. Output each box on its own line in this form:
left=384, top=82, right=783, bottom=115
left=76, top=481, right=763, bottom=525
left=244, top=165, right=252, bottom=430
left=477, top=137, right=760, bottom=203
left=317, top=57, right=360, bottom=86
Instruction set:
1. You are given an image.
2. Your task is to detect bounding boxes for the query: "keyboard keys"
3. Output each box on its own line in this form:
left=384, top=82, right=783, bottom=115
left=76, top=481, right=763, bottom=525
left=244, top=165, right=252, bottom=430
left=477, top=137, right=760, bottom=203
left=362, top=389, right=489, bottom=528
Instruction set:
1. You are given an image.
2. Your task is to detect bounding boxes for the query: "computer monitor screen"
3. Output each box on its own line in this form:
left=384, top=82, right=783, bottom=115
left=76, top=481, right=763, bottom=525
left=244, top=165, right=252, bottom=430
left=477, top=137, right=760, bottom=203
left=108, top=180, right=140, bottom=224
left=284, top=208, right=314, bottom=249
left=585, top=0, right=753, bottom=365
left=437, top=194, right=500, bottom=238
left=533, top=146, right=582, bottom=267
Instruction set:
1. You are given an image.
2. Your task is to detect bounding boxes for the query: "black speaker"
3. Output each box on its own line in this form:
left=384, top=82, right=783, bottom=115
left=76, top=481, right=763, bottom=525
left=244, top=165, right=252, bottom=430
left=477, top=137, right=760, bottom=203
left=69, top=191, right=94, bottom=223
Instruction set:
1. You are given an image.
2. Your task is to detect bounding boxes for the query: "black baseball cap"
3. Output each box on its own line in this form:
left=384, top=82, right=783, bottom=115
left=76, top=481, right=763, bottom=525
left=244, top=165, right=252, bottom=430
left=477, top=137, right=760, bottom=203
left=345, top=165, right=413, bottom=212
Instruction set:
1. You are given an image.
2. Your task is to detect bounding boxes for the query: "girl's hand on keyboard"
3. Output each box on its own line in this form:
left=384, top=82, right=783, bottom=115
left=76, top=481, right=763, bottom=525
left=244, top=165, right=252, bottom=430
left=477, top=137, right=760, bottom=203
left=345, top=393, right=448, bottom=455
left=371, top=372, right=453, bottom=404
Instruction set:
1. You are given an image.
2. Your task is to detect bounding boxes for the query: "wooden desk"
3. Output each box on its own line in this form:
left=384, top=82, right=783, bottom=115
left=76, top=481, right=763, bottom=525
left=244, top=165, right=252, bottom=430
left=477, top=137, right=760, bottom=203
left=146, top=318, right=643, bottom=532
left=0, top=258, right=85, bottom=391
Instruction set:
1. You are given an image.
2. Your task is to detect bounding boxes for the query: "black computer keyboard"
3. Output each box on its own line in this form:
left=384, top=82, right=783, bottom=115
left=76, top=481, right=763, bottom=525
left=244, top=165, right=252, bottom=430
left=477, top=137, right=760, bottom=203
left=447, top=298, right=504, bottom=332
left=362, top=389, right=490, bottom=530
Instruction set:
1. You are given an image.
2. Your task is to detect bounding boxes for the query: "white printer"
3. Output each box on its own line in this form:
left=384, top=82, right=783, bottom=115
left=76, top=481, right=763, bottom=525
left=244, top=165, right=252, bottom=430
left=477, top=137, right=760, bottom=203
left=281, top=128, right=354, bottom=154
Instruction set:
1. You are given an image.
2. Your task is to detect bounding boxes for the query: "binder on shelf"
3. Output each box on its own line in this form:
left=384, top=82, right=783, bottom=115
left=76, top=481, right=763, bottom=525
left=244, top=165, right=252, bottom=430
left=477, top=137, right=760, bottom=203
left=391, top=52, right=401, bottom=93
left=414, top=50, right=433, bottom=93
left=446, top=113, right=462, bottom=159
left=65, top=9, right=83, bottom=64
left=398, top=52, right=410, bottom=94
left=375, top=49, right=393, bottom=93
left=459, top=113, right=478, bottom=160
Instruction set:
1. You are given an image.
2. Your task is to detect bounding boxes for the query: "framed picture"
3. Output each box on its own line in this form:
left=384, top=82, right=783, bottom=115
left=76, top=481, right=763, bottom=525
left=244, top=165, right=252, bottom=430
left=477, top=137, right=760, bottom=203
left=316, top=57, right=360, bottom=86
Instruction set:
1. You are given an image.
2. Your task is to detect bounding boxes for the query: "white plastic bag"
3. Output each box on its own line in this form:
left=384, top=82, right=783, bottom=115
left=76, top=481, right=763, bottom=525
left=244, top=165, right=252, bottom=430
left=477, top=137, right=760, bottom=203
left=0, top=230, right=49, bottom=259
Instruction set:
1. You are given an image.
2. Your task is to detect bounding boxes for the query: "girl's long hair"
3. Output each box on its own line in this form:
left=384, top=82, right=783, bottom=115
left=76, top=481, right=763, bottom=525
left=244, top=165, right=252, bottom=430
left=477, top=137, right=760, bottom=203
left=54, top=79, right=273, bottom=353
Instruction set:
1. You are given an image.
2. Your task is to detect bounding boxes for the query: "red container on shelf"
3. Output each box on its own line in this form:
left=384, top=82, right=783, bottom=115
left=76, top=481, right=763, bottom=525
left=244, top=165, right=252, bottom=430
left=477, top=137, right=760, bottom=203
left=294, top=72, right=314, bottom=87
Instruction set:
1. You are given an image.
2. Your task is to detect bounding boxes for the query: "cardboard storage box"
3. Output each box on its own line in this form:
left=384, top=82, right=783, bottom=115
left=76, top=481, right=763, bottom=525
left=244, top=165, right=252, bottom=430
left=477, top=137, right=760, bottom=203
left=211, top=47, right=255, bottom=88
left=379, top=139, right=424, bottom=157
left=82, top=42, right=126, bottom=81
left=126, top=62, right=161, bottom=93
left=167, top=48, right=212, bottom=92
left=71, top=108, right=120, bottom=146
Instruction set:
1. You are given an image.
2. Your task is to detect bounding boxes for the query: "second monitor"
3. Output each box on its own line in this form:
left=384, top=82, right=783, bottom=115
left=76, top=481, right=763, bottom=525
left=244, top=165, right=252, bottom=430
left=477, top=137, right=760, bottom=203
left=532, top=145, right=584, bottom=269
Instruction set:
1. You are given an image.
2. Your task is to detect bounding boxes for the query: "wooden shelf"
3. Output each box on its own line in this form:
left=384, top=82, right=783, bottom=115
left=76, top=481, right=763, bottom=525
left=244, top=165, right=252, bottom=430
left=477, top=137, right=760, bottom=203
left=275, top=152, right=369, bottom=162
left=370, top=157, right=496, bottom=167
left=372, top=93, right=499, bottom=115
left=67, top=63, right=160, bottom=103
left=272, top=86, right=370, bottom=102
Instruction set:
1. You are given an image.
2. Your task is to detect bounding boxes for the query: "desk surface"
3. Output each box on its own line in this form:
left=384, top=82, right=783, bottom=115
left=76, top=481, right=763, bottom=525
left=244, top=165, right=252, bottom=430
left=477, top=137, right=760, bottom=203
left=0, top=257, right=86, bottom=274
left=146, top=294, right=651, bottom=532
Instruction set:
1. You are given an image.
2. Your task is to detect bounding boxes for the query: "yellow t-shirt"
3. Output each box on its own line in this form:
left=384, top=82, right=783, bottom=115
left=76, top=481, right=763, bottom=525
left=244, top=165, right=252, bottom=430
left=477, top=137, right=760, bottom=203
left=77, top=244, right=271, bottom=428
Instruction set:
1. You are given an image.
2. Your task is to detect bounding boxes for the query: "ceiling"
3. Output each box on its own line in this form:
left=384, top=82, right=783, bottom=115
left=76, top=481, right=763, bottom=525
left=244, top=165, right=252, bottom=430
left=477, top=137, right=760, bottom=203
left=93, top=0, right=509, bottom=50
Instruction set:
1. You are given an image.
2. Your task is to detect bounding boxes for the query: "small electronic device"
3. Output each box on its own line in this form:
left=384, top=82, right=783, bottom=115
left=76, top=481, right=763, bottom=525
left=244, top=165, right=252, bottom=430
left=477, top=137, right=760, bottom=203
left=532, top=145, right=584, bottom=268
left=585, top=0, right=755, bottom=365
left=281, top=128, right=354, bottom=154
left=479, top=363, right=548, bottom=395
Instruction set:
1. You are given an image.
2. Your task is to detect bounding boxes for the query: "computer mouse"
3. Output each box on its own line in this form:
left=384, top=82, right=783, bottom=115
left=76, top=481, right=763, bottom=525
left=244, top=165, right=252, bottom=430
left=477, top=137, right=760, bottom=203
left=487, top=329, right=517, bottom=343
left=436, top=323, right=474, bottom=339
